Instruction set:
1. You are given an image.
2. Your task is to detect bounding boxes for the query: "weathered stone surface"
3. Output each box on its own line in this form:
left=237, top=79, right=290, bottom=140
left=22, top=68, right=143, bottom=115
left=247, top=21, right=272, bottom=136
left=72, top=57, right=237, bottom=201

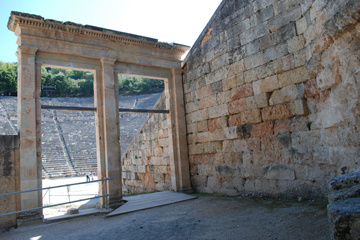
left=304, top=79, right=321, bottom=98
left=268, top=5, right=302, bottom=32
left=244, top=52, right=265, bottom=70
left=228, top=98, right=247, bottom=114
left=251, top=121, right=274, bottom=138
left=262, top=104, right=292, bottom=121
left=263, top=164, right=295, bottom=180
left=67, top=208, right=79, bottom=215
left=312, top=34, right=334, bottom=55
left=209, top=104, right=229, bottom=119
left=246, top=92, right=270, bottom=110
left=241, top=109, right=262, bottom=124
left=328, top=185, right=360, bottom=204
left=269, top=84, right=302, bottom=106
left=329, top=171, right=360, bottom=191
left=197, top=121, right=208, bottom=132
left=290, top=99, right=308, bottom=116
left=316, top=60, right=341, bottom=91
left=208, top=116, right=228, bottom=131
left=250, top=5, right=274, bottom=27
left=278, top=67, right=309, bottom=88
left=179, top=0, right=360, bottom=200
left=0, top=135, right=19, bottom=228
left=231, top=83, right=254, bottom=101
left=240, top=22, right=269, bottom=45
left=328, top=198, right=360, bottom=240
left=227, top=60, right=245, bottom=77
left=217, top=91, right=232, bottom=105
left=288, top=35, right=305, bottom=53
left=253, top=75, right=279, bottom=95
left=264, top=43, right=288, bottom=62
left=211, top=81, right=223, bottom=95
left=199, top=95, right=217, bottom=109
left=296, top=17, right=308, bottom=35
left=274, top=119, right=291, bottom=134
left=222, top=76, right=237, bottom=91
left=199, top=85, right=212, bottom=98
left=229, top=113, right=242, bottom=127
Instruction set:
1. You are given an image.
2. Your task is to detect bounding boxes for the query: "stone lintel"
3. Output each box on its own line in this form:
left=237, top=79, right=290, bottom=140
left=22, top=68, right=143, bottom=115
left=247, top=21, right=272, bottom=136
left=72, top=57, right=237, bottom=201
left=8, top=11, right=190, bottom=53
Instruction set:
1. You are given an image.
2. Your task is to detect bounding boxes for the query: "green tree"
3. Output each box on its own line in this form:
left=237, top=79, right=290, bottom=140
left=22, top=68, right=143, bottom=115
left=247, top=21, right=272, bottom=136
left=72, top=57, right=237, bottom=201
left=0, top=61, right=18, bottom=95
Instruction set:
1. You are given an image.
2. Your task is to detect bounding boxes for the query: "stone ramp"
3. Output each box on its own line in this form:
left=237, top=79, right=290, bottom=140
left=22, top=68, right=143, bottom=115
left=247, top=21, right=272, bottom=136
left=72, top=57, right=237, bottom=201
left=106, top=191, right=197, bottom=218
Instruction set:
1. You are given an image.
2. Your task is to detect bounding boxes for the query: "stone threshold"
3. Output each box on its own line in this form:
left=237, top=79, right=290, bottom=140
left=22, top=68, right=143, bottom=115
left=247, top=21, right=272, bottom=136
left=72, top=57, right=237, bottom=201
left=43, top=208, right=112, bottom=223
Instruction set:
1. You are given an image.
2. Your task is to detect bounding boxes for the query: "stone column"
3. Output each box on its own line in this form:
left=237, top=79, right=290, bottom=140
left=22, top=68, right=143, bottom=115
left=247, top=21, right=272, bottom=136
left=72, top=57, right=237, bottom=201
left=35, top=64, right=42, bottom=211
left=94, top=59, right=122, bottom=208
left=166, top=69, right=192, bottom=192
left=16, top=46, right=42, bottom=211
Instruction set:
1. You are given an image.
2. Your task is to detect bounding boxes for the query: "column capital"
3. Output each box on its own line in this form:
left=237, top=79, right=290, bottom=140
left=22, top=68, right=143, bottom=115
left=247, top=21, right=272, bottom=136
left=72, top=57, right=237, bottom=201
left=18, top=46, right=38, bottom=56
left=100, top=58, right=116, bottom=66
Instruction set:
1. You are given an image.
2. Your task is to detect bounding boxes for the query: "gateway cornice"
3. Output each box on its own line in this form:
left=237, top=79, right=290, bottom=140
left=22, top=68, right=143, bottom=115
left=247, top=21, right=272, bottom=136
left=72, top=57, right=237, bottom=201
left=8, top=11, right=190, bottom=54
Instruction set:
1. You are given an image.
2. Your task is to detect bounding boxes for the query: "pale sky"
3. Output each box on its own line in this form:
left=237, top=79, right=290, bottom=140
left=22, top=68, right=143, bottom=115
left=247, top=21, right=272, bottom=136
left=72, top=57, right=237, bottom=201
left=0, top=0, right=222, bottom=63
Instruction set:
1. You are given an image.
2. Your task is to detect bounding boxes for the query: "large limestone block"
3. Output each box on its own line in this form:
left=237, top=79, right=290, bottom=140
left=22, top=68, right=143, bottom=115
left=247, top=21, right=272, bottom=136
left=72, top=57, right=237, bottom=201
left=251, top=121, right=274, bottom=138
left=263, top=164, right=295, bottom=180
left=229, top=113, right=242, bottom=126
left=268, top=5, right=302, bottom=32
left=269, top=84, right=303, bottom=106
left=228, top=98, right=247, bottom=114
left=328, top=185, right=360, bottom=204
left=262, top=104, right=292, bottom=121
left=278, top=66, right=309, bottom=88
left=288, top=35, right=305, bottom=53
left=231, top=83, right=254, bottom=101
left=246, top=92, right=270, bottom=110
left=253, top=75, right=279, bottom=95
left=328, top=198, right=360, bottom=240
left=329, top=171, right=360, bottom=192
left=240, top=109, right=262, bottom=124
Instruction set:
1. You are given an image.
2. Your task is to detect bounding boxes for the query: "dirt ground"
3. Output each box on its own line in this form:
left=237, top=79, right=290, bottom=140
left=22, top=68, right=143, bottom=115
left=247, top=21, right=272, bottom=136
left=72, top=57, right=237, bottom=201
left=1, top=194, right=330, bottom=240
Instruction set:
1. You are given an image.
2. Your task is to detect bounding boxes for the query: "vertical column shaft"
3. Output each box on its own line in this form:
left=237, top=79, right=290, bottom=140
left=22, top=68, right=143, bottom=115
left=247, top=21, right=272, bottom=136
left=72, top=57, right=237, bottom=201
left=95, top=58, right=122, bottom=207
left=17, top=46, right=41, bottom=210
left=166, top=69, right=192, bottom=192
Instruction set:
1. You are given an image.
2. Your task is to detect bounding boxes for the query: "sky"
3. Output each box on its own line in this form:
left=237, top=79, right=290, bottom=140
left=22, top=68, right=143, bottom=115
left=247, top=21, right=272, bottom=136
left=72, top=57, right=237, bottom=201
left=0, top=0, right=222, bottom=63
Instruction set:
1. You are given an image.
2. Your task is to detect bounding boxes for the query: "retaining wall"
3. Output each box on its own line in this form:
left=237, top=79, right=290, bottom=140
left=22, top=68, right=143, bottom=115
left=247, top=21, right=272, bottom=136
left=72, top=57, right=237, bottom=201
left=122, top=93, right=172, bottom=194
left=182, top=0, right=360, bottom=197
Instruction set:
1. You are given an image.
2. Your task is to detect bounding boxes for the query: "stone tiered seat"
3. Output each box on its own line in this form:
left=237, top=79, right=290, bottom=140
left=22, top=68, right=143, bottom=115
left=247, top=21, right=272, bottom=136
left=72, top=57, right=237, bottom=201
left=59, top=117, right=97, bottom=174
left=0, top=93, right=162, bottom=178
left=41, top=119, right=73, bottom=178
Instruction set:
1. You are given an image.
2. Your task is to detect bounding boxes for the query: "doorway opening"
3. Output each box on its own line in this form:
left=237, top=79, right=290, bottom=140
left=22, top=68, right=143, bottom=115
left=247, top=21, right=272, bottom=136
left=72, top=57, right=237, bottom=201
left=117, top=74, right=172, bottom=195
left=40, top=66, right=99, bottom=217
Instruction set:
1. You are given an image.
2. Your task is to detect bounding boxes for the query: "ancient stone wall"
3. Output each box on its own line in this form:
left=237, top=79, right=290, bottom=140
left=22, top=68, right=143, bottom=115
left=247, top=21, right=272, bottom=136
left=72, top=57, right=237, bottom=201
left=0, top=135, right=20, bottom=228
left=183, top=0, right=360, bottom=198
left=122, top=93, right=172, bottom=194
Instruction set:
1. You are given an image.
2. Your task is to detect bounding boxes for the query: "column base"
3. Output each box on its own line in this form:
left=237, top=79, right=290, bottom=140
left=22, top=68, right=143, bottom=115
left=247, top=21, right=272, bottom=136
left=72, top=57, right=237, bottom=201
left=17, top=211, right=43, bottom=227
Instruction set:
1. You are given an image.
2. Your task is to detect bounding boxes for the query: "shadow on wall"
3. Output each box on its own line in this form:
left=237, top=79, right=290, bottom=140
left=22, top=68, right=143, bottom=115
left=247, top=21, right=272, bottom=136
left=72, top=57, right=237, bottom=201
left=0, top=135, right=19, bottom=228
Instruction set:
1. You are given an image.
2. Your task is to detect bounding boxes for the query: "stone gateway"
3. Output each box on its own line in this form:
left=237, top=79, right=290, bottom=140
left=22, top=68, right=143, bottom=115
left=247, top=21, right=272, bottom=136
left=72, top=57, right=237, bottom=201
left=1, top=0, right=360, bottom=233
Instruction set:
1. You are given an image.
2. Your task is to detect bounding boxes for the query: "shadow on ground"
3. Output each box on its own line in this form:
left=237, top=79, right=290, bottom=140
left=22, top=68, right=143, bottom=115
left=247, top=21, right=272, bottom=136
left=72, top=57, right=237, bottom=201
left=1, top=194, right=329, bottom=240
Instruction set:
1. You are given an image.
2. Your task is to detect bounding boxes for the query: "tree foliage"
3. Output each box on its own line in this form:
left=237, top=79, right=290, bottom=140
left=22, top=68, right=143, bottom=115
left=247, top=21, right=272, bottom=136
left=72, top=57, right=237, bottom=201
left=0, top=62, right=17, bottom=95
left=118, top=75, right=163, bottom=93
left=0, top=62, right=163, bottom=97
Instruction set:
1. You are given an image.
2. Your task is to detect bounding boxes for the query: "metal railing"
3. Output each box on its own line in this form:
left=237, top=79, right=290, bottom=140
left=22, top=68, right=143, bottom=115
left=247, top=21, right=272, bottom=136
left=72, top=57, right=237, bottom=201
left=0, top=177, right=113, bottom=217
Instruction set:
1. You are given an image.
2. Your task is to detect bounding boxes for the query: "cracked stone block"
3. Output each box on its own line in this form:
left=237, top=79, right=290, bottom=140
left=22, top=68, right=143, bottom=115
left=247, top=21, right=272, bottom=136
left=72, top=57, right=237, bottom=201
left=327, top=198, right=360, bottom=240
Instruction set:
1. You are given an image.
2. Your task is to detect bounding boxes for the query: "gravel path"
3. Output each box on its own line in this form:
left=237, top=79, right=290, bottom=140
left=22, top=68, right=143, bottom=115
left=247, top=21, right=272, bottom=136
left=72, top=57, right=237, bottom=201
left=1, top=195, right=330, bottom=240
